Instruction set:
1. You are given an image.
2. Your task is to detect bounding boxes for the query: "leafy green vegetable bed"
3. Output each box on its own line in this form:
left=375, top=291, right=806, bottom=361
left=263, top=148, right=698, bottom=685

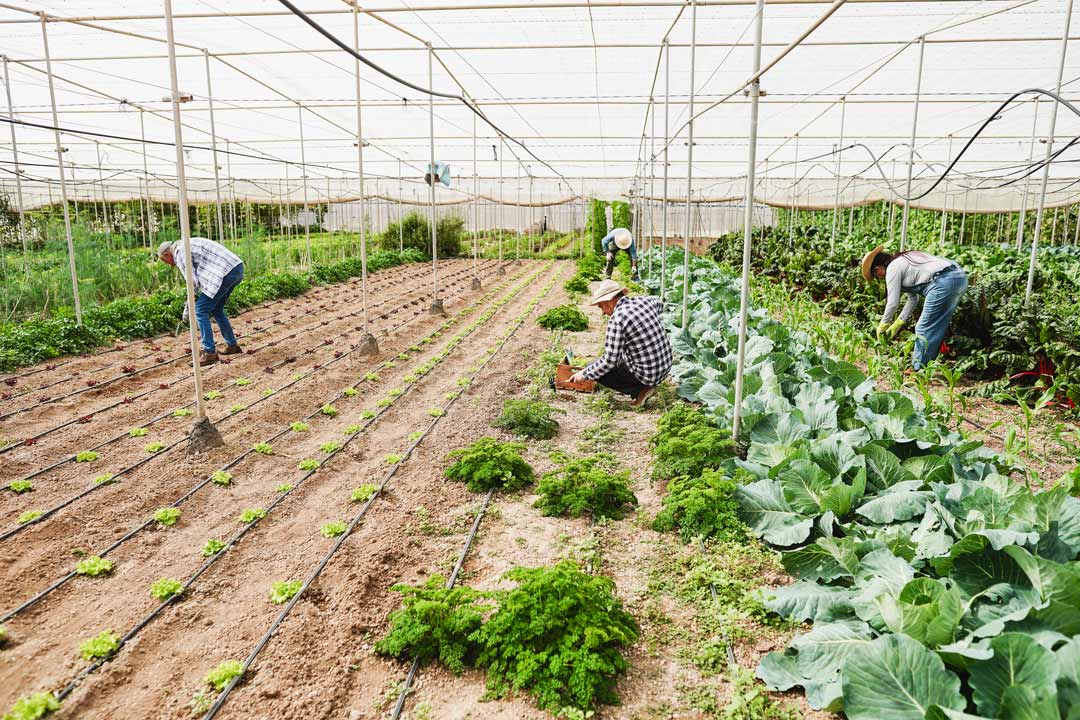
left=646, top=248, right=1080, bottom=720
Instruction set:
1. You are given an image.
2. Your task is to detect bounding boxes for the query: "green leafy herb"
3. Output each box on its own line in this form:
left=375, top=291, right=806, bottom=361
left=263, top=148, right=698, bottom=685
left=153, top=507, right=180, bottom=526
left=445, top=438, right=534, bottom=493
left=351, top=484, right=378, bottom=503
left=268, top=580, right=302, bottom=604
left=150, top=578, right=183, bottom=601
left=238, top=508, right=266, bottom=524
left=536, top=304, right=589, bottom=331
left=535, top=453, right=636, bottom=519
left=75, top=556, right=114, bottom=577
left=78, top=630, right=120, bottom=661
left=492, top=399, right=563, bottom=440
left=652, top=468, right=748, bottom=544
left=201, top=539, right=226, bottom=557
left=320, top=521, right=347, bottom=538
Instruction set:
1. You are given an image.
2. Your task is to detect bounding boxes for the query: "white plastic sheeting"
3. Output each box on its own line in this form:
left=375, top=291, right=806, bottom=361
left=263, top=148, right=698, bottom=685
left=0, top=1, right=1079, bottom=214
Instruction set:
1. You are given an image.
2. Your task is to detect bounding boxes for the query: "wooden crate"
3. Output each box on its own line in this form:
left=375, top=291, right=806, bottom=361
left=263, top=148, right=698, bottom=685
left=554, top=362, right=596, bottom=393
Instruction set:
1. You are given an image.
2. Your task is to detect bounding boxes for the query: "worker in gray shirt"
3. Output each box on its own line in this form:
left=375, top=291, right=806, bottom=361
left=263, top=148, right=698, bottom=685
left=861, top=245, right=968, bottom=371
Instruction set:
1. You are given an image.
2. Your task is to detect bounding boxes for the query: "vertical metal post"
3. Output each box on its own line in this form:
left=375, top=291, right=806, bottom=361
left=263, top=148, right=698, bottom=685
left=40, top=13, right=82, bottom=324
left=528, top=173, right=534, bottom=255
left=297, top=103, right=312, bottom=268
left=139, top=109, right=151, bottom=246
left=1027, top=0, right=1073, bottom=300
left=789, top=132, right=798, bottom=241
left=887, top=158, right=897, bottom=244
left=353, top=3, right=375, bottom=350
left=163, top=0, right=211, bottom=426
left=732, top=0, right=765, bottom=441
left=427, top=44, right=441, bottom=311
left=2, top=56, right=29, bottom=271
left=899, top=37, right=925, bottom=251
left=939, top=135, right=951, bottom=244
left=498, top=137, right=505, bottom=265
left=680, top=0, right=697, bottom=330
left=1017, top=97, right=1040, bottom=250
left=204, top=50, right=225, bottom=243
left=830, top=97, right=846, bottom=253
left=472, top=113, right=480, bottom=285
left=661, top=37, right=670, bottom=299
left=397, top=159, right=404, bottom=252
left=95, top=140, right=109, bottom=233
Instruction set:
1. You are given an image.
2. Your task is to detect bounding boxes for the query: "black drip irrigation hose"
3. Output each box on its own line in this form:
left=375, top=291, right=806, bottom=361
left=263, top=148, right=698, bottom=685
left=4, top=262, right=505, bottom=490
left=0, top=261, right=528, bottom=623
left=1, top=262, right=432, bottom=402
left=202, top=266, right=560, bottom=720
left=0, top=260, right=513, bottom=547
left=0, top=260, right=491, bottom=452
left=40, top=263, right=555, bottom=711
left=0, top=261, right=482, bottom=425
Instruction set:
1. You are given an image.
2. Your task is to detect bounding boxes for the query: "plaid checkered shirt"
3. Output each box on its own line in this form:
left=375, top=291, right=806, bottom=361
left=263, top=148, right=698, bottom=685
left=582, top=295, right=672, bottom=386
left=172, top=237, right=243, bottom=299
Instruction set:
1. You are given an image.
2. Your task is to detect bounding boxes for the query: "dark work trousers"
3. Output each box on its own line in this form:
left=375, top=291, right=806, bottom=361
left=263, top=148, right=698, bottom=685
left=594, top=365, right=648, bottom=397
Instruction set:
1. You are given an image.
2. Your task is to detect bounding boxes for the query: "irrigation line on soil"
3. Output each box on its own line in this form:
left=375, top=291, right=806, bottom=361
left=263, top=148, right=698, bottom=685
left=0, top=261, right=437, bottom=402
left=389, top=486, right=495, bottom=720
left=4, top=263, right=507, bottom=489
left=202, top=266, right=561, bottom=720
left=37, top=264, right=557, bottom=710
left=0, top=262, right=537, bottom=622
left=0, top=261, right=497, bottom=454
left=0, top=261, right=492, bottom=424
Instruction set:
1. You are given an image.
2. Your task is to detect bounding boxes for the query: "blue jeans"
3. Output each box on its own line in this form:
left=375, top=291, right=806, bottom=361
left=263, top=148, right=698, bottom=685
left=912, top=266, right=967, bottom=370
left=195, top=264, right=244, bottom=353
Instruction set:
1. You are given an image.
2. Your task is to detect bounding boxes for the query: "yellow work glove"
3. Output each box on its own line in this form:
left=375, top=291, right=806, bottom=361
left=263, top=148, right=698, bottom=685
left=886, top=318, right=905, bottom=339
left=876, top=321, right=889, bottom=337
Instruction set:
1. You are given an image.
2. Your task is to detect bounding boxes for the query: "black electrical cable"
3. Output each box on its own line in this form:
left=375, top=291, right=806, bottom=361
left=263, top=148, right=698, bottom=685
left=271, top=0, right=578, bottom=195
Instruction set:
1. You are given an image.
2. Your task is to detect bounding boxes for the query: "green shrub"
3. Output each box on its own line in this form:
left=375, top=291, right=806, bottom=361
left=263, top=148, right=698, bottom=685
left=474, top=562, right=638, bottom=712
left=492, top=399, right=562, bottom=440
left=536, top=305, right=589, bottom=331
left=378, top=212, right=464, bottom=258
left=652, top=468, right=748, bottom=544
left=535, top=453, right=637, bottom=519
left=375, top=575, right=492, bottom=673
left=564, top=274, right=589, bottom=298
left=445, top=438, right=534, bottom=493
left=651, top=404, right=735, bottom=481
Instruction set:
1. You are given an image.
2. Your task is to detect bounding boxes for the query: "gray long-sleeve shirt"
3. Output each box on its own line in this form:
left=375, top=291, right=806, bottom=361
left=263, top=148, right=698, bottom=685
left=881, top=251, right=954, bottom=324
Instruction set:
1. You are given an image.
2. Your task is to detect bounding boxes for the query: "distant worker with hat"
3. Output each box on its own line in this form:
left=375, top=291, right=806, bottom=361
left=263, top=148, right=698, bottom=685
left=569, top=279, right=672, bottom=407
left=861, top=245, right=967, bottom=371
left=158, top=237, right=245, bottom=366
left=601, top=228, right=640, bottom=281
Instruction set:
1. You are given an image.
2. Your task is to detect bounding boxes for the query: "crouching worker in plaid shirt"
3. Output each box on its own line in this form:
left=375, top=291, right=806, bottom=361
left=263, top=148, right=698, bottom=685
left=158, top=238, right=245, bottom=366
left=569, top=279, right=672, bottom=408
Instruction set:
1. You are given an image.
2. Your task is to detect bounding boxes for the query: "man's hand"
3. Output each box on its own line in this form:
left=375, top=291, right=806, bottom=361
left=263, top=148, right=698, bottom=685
left=886, top=318, right=905, bottom=338
left=181, top=305, right=189, bottom=323
left=605, top=252, right=614, bottom=261
left=568, top=370, right=587, bottom=384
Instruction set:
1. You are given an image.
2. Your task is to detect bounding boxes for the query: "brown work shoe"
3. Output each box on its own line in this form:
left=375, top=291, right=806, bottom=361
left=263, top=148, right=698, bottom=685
left=630, top=386, right=657, bottom=408
left=199, top=351, right=219, bottom=367
left=220, top=344, right=242, bottom=355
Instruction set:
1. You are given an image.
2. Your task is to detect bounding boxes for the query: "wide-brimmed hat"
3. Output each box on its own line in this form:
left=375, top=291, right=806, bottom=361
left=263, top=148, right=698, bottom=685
left=156, top=241, right=173, bottom=259
left=589, top=279, right=625, bottom=305
left=860, top=245, right=885, bottom=282
left=611, top=228, right=633, bottom=250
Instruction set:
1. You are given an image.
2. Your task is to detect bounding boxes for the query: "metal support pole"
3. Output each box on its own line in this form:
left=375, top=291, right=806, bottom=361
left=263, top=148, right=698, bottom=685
left=139, top=109, right=151, bottom=246
left=95, top=141, right=111, bottom=235
left=680, top=0, right=697, bottom=331
left=1026, top=0, right=1072, bottom=301
left=648, top=98, right=656, bottom=278
left=2, top=55, right=29, bottom=272
left=830, top=97, right=845, bottom=253
left=204, top=50, right=225, bottom=243
left=164, top=0, right=221, bottom=449
left=1017, top=97, right=1040, bottom=250
left=887, top=158, right=897, bottom=244
left=732, top=0, right=765, bottom=441
left=498, top=137, right=505, bottom=269
left=899, top=37, right=925, bottom=251
left=939, top=135, right=951, bottom=244
left=471, top=113, right=480, bottom=288
left=40, top=14, right=82, bottom=325
left=789, top=132, right=798, bottom=242
left=353, top=3, right=376, bottom=353
left=427, top=43, right=442, bottom=314
left=397, top=159, right=404, bottom=252
left=661, top=37, right=670, bottom=300
left=297, top=103, right=312, bottom=268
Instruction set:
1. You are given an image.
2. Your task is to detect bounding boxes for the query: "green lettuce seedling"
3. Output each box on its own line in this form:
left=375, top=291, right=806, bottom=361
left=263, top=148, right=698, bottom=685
left=128, top=427, right=148, bottom=438
left=269, top=580, right=302, bottom=605
left=8, top=480, right=32, bottom=494
left=320, top=441, right=342, bottom=453
left=204, top=660, right=244, bottom=692
left=351, top=485, right=377, bottom=503
left=275, top=484, right=293, bottom=493
left=17, top=510, right=42, bottom=524
left=210, top=470, right=232, bottom=486
left=150, top=578, right=183, bottom=601
left=75, top=556, right=114, bottom=577
left=290, top=421, right=309, bottom=432
left=204, top=390, right=222, bottom=401
left=342, top=387, right=358, bottom=397
left=343, top=424, right=361, bottom=434
left=238, top=508, right=266, bottom=523
left=234, top=377, right=252, bottom=386
left=75, top=451, right=99, bottom=463
left=154, top=507, right=180, bottom=526
left=79, top=630, right=120, bottom=661
left=298, top=459, right=320, bottom=471
left=3, top=693, right=59, bottom=720
left=201, top=539, right=226, bottom=557
left=320, top=521, right=347, bottom=538
left=252, top=442, right=273, bottom=454
left=173, top=407, right=192, bottom=417
left=144, top=442, right=165, bottom=453
left=93, top=473, right=116, bottom=485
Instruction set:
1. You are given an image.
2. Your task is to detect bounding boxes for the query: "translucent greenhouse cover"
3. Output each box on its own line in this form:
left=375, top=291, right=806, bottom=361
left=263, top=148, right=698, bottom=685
left=1, top=0, right=1079, bottom=215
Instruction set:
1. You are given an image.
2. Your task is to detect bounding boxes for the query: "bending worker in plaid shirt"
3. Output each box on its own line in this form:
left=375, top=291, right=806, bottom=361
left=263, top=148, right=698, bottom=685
left=569, top=279, right=672, bottom=408
left=158, top=237, right=245, bottom=366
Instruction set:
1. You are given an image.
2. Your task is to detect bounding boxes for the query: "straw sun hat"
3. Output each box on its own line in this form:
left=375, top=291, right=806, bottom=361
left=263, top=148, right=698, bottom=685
left=611, top=228, right=633, bottom=250
left=860, top=245, right=885, bottom=282
left=589, top=279, right=625, bottom=305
